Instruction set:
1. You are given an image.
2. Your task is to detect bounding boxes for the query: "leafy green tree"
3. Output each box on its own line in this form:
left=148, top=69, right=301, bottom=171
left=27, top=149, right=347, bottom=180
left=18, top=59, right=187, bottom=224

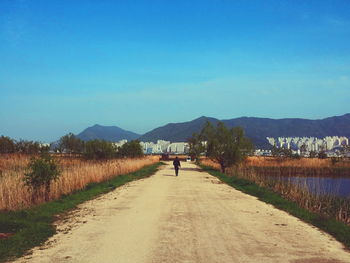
left=83, top=139, right=116, bottom=160
left=187, top=132, right=205, bottom=163
left=0, top=136, right=16, bottom=153
left=200, top=121, right=253, bottom=173
left=24, top=154, right=60, bottom=202
left=59, top=133, right=84, bottom=154
left=118, top=140, right=144, bottom=158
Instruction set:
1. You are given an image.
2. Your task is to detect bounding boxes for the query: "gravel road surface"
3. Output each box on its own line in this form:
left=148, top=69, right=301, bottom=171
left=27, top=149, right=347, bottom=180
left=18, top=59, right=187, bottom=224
left=12, top=162, right=350, bottom=263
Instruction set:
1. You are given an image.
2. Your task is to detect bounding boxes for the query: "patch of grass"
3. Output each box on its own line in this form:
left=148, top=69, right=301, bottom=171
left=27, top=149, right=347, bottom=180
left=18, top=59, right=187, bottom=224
left=200, top=164, right=350, bottom=249
left=0, top=162, right=163, bottom=263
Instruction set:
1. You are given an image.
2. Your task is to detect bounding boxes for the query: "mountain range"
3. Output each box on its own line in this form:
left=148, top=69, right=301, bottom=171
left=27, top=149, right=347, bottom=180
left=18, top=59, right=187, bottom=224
left=74, top=114, right=350, bottom=149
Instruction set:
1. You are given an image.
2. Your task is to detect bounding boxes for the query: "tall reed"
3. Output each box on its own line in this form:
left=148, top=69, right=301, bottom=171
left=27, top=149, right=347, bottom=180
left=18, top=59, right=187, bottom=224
left=0, top=154, right=159, bottom=211
left=201, top=157, right=350, bottom=225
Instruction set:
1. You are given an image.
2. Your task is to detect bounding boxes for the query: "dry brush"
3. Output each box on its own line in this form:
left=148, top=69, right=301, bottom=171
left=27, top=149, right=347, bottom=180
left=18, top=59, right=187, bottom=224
left=0, top=154, right=159, bottom=211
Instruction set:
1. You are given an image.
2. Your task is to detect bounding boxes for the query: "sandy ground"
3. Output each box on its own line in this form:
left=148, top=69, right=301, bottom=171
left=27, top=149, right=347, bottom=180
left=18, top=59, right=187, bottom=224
left=11, top=162, right=350, bottom=263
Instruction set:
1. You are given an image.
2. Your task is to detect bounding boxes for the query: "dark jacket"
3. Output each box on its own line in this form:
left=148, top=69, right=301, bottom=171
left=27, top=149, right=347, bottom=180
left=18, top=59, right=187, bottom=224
left=173, top=159, right=181, bottom=168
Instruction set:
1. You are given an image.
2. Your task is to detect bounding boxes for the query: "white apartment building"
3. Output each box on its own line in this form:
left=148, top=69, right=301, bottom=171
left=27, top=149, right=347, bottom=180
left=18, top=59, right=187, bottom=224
left=266, top=136, right=349, bottom=152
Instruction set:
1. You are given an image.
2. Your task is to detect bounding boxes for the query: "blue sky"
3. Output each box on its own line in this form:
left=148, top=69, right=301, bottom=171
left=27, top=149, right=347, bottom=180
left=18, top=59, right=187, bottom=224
left=1, top=0, right=349, bottom=142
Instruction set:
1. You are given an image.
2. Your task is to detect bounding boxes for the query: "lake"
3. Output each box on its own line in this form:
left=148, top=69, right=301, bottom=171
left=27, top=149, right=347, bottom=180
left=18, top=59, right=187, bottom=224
left=275, top=176, right=350, bottom=199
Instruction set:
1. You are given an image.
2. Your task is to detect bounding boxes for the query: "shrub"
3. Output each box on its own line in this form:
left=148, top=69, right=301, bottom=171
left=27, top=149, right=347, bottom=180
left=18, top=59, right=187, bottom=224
left=24, top=154, right=60, bottom=202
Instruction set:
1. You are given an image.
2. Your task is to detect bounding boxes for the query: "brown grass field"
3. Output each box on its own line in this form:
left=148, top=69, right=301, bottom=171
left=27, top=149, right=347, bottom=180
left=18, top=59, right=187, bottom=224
left=201, top=156, right=350, bottom=169
left=245, top=156, right=350, bottom=168
left=0, top=154, right=159, bottom=211
left=202, top=156, right=350, bottom=177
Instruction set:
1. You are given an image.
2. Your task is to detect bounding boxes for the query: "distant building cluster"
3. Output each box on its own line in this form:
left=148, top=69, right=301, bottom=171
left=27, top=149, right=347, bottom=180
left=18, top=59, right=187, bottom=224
left=114, top=140, right=189, bottom=154
left=140, top=140, right=171, bottom=154
left=266, top=136, right=349, bottom=152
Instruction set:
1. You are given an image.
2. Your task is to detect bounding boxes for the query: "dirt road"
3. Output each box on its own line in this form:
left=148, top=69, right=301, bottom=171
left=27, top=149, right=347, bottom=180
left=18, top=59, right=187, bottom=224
left=13, top=162, right=350, bottom=263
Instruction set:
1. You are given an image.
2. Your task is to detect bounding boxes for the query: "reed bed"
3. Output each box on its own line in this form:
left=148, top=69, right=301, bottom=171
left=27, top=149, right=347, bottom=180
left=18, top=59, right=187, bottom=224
left=0, top=154, right=159, bottom=211
left=246, top=156, right=350, bottom=168
left=245, top=156, right=350, bottom=177
left=201, top=157, right=350, bottom=225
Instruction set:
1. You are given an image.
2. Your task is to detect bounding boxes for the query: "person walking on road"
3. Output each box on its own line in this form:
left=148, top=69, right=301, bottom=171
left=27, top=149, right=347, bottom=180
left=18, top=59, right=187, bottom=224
left=173, top=157, right=181, bottom=176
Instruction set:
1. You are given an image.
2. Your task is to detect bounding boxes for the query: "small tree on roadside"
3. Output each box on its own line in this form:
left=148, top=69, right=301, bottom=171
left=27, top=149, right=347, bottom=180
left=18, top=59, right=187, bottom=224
left=199, top=121, right=253, bottom=173
left=24, top=154, right=60, bottom=202
left=187, top=132, right=205, bottom=163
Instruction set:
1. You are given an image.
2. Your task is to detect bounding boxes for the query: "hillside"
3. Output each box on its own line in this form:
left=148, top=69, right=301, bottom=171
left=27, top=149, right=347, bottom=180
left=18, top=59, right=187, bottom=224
left=77, top=124, right=140, bottom=142
left=138, top=116, right=219, bottom=142
left=139, top=114, right=350, bottom=148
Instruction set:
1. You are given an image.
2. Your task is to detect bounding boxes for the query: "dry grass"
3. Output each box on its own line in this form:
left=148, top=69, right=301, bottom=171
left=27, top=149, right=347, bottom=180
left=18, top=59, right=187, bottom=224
left=201, top=157, right=350, bottom=225
left=243, top=157, right=350, bottom=177
left=245, top=156, right=350, bottom=168
left=201, top=158, right=220, bottom=170
left=0, top=154, right=159, bottom=211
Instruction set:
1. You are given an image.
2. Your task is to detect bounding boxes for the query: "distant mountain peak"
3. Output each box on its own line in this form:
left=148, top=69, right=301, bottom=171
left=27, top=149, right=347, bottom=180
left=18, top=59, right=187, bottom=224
left=77, top=124, right=140, bottom=142
left=192, top=116, right=217, bottom=122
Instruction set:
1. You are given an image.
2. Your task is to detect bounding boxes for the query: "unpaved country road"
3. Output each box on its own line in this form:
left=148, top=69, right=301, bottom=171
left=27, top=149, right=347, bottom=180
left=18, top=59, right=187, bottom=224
left=12, top=162, right=350, bottom=263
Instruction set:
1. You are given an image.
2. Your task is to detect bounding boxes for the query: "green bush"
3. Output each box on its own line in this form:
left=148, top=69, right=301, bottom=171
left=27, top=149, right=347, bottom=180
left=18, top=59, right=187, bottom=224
left=24, top=154, right=60, bottom=202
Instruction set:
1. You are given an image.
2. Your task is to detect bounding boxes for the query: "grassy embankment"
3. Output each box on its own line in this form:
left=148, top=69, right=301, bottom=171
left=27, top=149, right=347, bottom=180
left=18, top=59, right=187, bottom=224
left=0, top=156, right=163, bottom=262
left=0, top=154, right=159, bottom=210
left=200, top=157, right=350, bottom=249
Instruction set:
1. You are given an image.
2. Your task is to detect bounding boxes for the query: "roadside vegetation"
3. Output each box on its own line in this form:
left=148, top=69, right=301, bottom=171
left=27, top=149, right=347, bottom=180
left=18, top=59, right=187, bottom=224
left=0, top=154, right=159, bottom=211
left=200, top=163, right=350, bottom=249
left=242, top=156, right=350, bottom=177
left=57, top=133, right=144, bottom=159
left=202, top=157, right=350, bottom=225
left=188, top=121, right=253, bottom=172
left=0, top=133, right=144, bottom=159
left=190, top=122, right=350, bottom=246
left=0, top=133, right=160, bottom=262
left=0, top=133, right=149, bottom=211
left=0, top=162, right=163, bottom=262
left=0, top=136, right=49, bottom=154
